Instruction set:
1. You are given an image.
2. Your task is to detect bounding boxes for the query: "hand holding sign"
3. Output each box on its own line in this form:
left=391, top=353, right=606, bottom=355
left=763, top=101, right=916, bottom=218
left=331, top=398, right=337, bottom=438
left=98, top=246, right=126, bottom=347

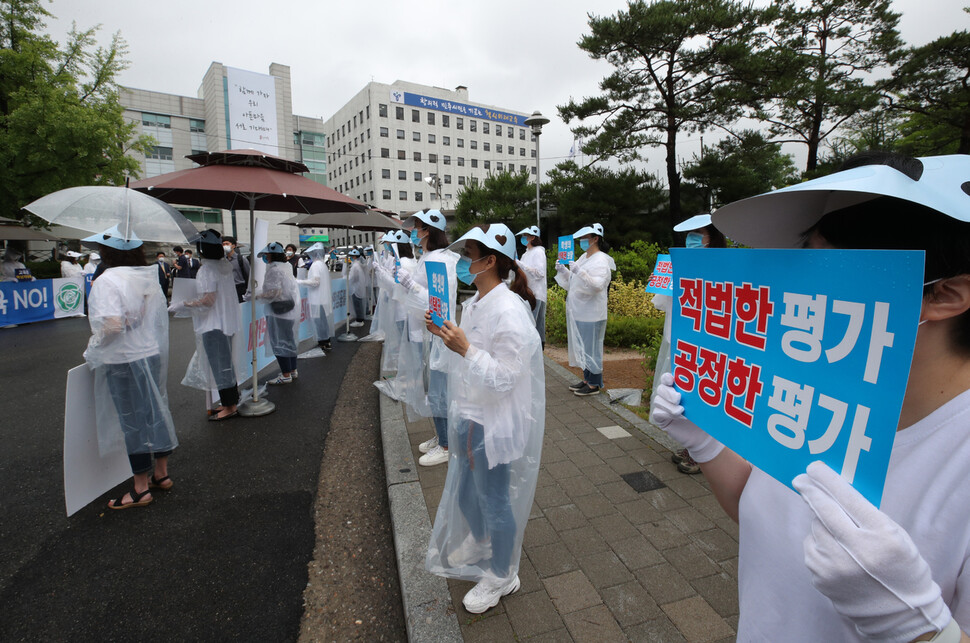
left=557, top=236, right=574, bottom=265
left=425, top=261, right=450, bottom=327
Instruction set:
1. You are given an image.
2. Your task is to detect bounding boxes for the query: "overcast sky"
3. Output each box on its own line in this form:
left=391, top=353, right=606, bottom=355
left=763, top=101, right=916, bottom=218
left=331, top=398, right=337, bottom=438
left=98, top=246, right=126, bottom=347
left=42, top=0, right=969, bottom=181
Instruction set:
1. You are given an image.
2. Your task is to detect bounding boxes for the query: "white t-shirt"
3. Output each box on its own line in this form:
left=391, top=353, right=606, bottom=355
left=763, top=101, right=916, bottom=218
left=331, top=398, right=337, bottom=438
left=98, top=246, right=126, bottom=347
left=193, top=260, right=241, bottom=336
left=517, top=246, right=547, bottom=302
left=736, top=388, right=970, bottom=641
left=86, top=268, right=160, bottom=364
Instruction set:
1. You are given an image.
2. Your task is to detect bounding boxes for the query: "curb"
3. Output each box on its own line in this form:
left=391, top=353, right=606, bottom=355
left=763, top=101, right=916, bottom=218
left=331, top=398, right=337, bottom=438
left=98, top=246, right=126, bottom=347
left=542, top=355, right=681, bottom=453
left=378, top=391, right=462, bottom=643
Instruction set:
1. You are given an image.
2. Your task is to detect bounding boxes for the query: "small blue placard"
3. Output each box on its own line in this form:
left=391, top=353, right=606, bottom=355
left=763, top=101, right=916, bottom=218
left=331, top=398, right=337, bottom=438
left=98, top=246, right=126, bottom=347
left=645, top=254, right=673, bottom=295
left=557, top=236, right=574, bottom=265
left=394, top=259, right=401, bottom=284
left=670, top=248, right=923, bottom=507
left=426, top=261, right=450, bottom=327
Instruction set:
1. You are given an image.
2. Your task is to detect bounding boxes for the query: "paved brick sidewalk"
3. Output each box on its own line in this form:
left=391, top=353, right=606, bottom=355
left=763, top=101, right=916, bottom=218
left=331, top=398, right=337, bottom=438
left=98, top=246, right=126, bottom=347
left=404, top=359, right=740, bottom=642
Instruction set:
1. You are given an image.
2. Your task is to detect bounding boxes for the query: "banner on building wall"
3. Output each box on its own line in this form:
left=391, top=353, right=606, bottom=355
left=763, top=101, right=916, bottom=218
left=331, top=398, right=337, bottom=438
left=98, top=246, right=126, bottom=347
left=389, top=90, right=527, bottom=127
left=0, top=277, right=85, bottom=326
left=226, top=67, right=279, bottom=155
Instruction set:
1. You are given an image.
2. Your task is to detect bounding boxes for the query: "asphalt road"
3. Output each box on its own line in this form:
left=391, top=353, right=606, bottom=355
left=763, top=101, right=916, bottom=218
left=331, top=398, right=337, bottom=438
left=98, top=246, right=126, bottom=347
left=0, top=313, right=369, bottom=641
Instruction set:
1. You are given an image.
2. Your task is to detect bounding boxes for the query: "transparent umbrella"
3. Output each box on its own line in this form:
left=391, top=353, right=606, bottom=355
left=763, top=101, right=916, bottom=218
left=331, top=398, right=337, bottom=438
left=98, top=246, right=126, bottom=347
left=23, top=185, right=200, bottom=243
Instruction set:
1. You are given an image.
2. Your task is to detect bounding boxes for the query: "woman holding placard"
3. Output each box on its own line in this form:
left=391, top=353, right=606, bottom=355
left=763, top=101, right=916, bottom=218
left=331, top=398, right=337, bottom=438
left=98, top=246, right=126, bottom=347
left=554, top=223, right=615, bottom=397
left=653, top=153, right=970, bottom=642
left=396, top=209, right=459, bottom=467
left=82, top=224, right=177, bottom=509
left=515, top=225, right=547, bottom=346
left=423, top=222, right=544, bottom=615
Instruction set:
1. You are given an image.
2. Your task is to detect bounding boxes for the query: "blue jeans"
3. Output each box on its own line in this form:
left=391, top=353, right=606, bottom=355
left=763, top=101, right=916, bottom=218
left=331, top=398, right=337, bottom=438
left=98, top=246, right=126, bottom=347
left=266, top=315, right=297, bottom=373
left=202, top=329, right=239, bottom=406
left=428, top=368, right=449, bottom=449
left=103, top=355, right=175, bottom=474
left=456, top=420, right=515, bottom=577
left=352, top=294, right=366, bottom=322
left=575, top=319, right=606, bottom=387
left=313, top=307, right=332, bottom=341
left=533, top=299, right=547, bottom=345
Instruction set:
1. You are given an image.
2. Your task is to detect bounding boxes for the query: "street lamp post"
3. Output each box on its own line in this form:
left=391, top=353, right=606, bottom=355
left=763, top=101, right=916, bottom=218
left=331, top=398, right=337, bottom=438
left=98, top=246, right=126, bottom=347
left=524, top=110, right=550, bottom=228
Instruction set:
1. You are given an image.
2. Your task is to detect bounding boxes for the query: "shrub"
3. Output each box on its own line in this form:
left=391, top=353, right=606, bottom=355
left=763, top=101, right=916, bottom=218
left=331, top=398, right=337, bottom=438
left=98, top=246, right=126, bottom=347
left=604, top=314, right=663, bottom=348
left=26, top=260, right=60, bottom=279
left=608, top=278, right=664, bottom=319
left=612, top=239, right=664, bottom=285
left=545, top=281, right=665, bottom=349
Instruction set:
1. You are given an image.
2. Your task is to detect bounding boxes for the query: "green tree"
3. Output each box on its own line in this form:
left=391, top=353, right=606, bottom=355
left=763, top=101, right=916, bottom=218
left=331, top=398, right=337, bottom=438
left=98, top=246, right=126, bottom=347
left=558, top=0, right=758, bottom=231
left=544, top=160, right=670, bottom=248
left=886, top=26, right=970, bottom=155
left=0, top=0, right=151, bottom=223
left=754, top=0, right=903, bottom=172
left=452, top=170, right=537, bottom=237
left=682, top=130, right=799, bottom=206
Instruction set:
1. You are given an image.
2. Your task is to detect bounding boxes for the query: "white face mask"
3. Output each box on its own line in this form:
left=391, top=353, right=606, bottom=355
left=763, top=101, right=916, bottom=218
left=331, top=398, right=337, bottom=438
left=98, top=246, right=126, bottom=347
left=918, top=278, right=943, bottom=326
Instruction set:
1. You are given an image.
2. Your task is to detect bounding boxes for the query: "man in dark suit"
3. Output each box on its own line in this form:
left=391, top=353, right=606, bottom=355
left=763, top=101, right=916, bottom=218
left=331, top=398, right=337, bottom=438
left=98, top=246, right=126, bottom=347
left=183, top=249, right=200, bottom=278
left=173, top=246, right=189, bottom=279
left=155, top=251, right=171, bottom=296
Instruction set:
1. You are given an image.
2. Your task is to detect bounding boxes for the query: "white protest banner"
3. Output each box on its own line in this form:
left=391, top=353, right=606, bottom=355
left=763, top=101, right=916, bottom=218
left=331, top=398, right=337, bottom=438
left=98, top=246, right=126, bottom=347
left=225, top=67, right=278, bottom=155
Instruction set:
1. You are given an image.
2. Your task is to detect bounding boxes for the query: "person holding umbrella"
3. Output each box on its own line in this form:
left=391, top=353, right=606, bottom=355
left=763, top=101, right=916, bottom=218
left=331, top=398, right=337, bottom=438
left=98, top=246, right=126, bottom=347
left=297, top=242, right=335, bottom=350
left=81, top=224, right=178, bottom=509
left=170, top=229, right=242, bottom=421
left=256, top=242, right=302, bottom=384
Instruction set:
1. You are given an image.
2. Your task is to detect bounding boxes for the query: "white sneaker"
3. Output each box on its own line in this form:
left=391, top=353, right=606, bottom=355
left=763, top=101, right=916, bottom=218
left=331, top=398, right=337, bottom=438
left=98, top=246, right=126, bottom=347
left=462, top=575, right=520, bottom=614
left=418, top=435, right=438, bottom=454
left=290, top=369, right=299, bottom=380
left=447, top=532, right=492, bottom=567
left=418, top=445, right=449, bottom=466
left=267, top=374, right=292, bottom=385
left=350, top=321, right=365, bottom=327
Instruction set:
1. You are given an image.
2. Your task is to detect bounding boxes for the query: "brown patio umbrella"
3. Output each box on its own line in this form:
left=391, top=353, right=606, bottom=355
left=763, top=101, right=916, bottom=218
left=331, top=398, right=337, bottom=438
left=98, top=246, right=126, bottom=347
left=279, top=209, right=404, bottom=231
left=130, top=149, right=368, bottom=417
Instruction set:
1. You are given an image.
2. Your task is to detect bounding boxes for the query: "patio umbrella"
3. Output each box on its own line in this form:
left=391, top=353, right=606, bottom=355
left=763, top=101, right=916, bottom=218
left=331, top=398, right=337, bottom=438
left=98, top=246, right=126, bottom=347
left=22, top=186, right=199, bottom=243
left=130, top=149, right=369, bottom=417
left=0, top=217, right=61, bottom=241
left=279, top=209, right=404, bottom=231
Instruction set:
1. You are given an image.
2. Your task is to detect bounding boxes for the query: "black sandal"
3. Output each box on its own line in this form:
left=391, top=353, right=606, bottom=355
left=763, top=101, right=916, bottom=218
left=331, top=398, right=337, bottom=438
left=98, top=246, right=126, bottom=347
left=108, top=487, right=153, bottom=510
left=149, top=475, right=173, bottom=491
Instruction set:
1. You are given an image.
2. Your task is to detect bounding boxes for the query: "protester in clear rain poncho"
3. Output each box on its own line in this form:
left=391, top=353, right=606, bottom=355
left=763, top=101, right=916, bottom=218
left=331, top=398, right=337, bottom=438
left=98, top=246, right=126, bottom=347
left=255, top=242, right=302, bottom=385
left=1, top=247, right=32, bottom=282
left=422, top=222, right=544, bottom=615
left=359, top=240, right=390, bottom=343
left=81, top=225, right=178, bottom=509
left=371, top=230, right=414, bottom=399
left=651, top=213, right=728, bottom=475
left=348, top=248, right=368, bottom=327
left=296, top=242, right=334, bottom=350
left=169, top=229, right=243, bottom=422
left=396, top=209, right=459, bottom=468
left=554, top=223, right=616, bottom=397
left=515, top=225, right=548, bottom=346
left=60, top=250, right=84, bottom=278
left=83, top=252, right=100, bottom=275
left=653, top=153, right=970, bottom=643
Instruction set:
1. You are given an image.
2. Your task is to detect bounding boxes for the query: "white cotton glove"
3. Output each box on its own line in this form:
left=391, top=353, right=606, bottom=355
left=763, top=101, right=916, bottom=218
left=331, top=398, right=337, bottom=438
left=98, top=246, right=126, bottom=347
left=167, top=301, right=185, bottom=313
left=650, top=372, right=724, bottom=462
left=792, top=461, right=953, bottom=642
left=397, top=267, right=414, bottom=290
left=554, top=262, right=569, bottom=275
left=568, top=260, right=579, bottom=272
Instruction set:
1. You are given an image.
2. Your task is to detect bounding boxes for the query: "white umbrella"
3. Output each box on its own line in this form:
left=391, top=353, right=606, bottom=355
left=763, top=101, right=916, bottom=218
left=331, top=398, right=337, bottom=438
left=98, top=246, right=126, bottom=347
left=23, top=186, right=200, bottom=243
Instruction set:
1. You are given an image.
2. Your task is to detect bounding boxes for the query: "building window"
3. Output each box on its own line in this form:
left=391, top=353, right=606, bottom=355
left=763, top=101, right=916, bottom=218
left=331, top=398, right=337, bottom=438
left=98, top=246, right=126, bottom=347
left=520, top=147, right=526, bottom=156
left=470, top=120, right=477, bottom=132
left=380, top=127, right=389, bottom=137
left=443, top=136, right=450, bottom=146
left=414, top=171, right=422, bottom=181
left=381, top=148, right=389, bottom=158
left=189, top=118, right=205, bottom=133
left=142, top=113, right=171, bottom=128
left=366, top=105, right=371, bottom=119
left=520, top=129, right=526, bottom=140
left=443, top=155, right=451, bottom=165
left=508, top=128, right=514, bottom=138
left=484, top=142, right=490, bottom=152
left=415, top=192, right=423, bottom=202
left=427, top=112, right=435, bottom=125
left=510, top=146, right=515, bottom=156
left=398, top=170, right=407, bottom=180
left=496, top=125, right=502, bottom=136
left=428, top=133, right=436, bottom=144
left=412, top=109, right=420, bottom=123
left=521, top=165, right=528, bottom=173
left=471, top=177, right=479, bottom=186
left=399, top=191, right=407, bottom=200
left=470, top=140, right=477, bottom=150
left=379, top=104, right=388, bottom=117
left=413, top=151, right=422, bottom=161
left=483, top=122, right=490, bottom=134
left=497, top=162, right=504, bottom=171
left=456, top=117, right=464, bottom=130
left=471, top=159, right=478, bottom=168
left=484, top=160, right=491, bottom=170
left=395, top=106, right=404, bottom=120
left=382, top=168, right=391, bottom=179
left=397, top=150, right=406, bottom=160
left=531, top=166, right=537, bottom=175
left=457, top=157, right=465, bottom=167
left=442, top=115, right=449, bottom=127
left=429, top=153, right=437, bottom=164
left=457, top=138, right=464, bottom=148
left=497, top=144, right=503, bottom=153
left=396, top=129, right=405, bottom=139
left=147, top=146, right=173, bottom=160
left=458, top=176, right=466, bottom=186
left=383, top=189, right=391, bottom=199
left=444, top=174, right=452, bottom=184
left=413, top=131, right=421, bottom=141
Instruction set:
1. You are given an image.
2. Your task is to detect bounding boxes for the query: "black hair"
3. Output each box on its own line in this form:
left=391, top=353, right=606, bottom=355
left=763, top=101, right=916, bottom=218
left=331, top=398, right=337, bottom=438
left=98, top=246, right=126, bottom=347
left=98, top=244, right=146, bottom=268
left=223, top=236, right=237, bottom=245
left=471, top=225, right=537, bottom=311
left=173, top=246, right=183, bottom=253
left=704, top=225, right=727, bottom=248
left=265, top=252, right=287, bottom=263
left=396, top=243, right=413, bottom=259
left=807, top=154, right=970, bottom=354
left=417, top=221, right=449, bottom=251
left=285, top=243, right=297, bottom=252
left=528, top=235, right=544, bottom=249
left=156, top=251, right=165, bottom=258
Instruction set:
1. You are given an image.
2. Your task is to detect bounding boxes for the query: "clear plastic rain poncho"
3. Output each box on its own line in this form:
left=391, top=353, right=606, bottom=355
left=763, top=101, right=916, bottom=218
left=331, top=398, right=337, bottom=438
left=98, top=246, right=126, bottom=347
left=648, top=292, right=673, bottom=424
left=391, top=255, right=430, bottom=417
left=257, top=260, right=301, bottom=358
left=374, top=248, right=406, bottom=370
left=425, top=283, right=545, bottom=584
left=179, top=258, right=245, bottom=392
left=554, top=250, right=616, bottom=375
left=83, top=266, right=178, bottom=457
left=399, top=248, right=459, bottom=421
left=297, top=248, right=334, bottom=343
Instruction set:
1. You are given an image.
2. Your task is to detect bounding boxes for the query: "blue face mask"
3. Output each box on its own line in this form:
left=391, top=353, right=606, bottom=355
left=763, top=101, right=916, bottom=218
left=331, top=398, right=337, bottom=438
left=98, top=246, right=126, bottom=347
left=261, top=255, right=270, bottom=264
left=685, top=232, right=705, bottom=248
left=520, top=237, right=529, bottom=247
left=579, top=239, right=590, bottom=252
left=410, top=229, right=420, bottom=246
left=456, top=256, right=485, bottom=285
